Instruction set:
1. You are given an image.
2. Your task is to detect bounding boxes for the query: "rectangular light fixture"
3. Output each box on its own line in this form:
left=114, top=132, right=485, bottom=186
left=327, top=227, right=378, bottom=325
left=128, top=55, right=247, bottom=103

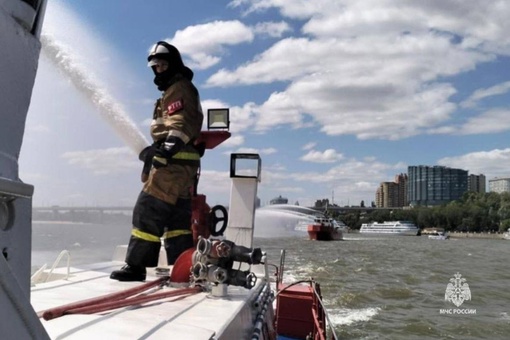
left=207, top=108, right=230, bottom=130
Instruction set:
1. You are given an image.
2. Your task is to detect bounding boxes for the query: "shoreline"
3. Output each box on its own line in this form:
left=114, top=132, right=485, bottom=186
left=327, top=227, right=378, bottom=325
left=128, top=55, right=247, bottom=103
left=347, top=229, right=508, bottom=240
left=32, top=220, right=92, bottom=225
left=447, top=231, right=507, bottom=240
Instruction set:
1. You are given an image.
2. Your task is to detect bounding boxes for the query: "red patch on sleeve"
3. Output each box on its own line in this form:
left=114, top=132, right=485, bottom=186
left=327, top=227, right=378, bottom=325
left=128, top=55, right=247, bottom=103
left=167, top=100, right=183, bottom=115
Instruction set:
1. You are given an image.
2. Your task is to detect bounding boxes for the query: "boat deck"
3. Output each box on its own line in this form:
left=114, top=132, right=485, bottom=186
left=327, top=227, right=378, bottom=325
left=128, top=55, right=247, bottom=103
left=31, top=261, right=269, bottom=339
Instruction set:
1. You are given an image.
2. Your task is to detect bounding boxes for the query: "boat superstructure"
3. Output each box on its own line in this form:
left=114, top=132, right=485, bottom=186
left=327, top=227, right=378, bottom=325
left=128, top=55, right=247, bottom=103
left=307, top=217, right=344, bottom=241
left=425, top=228, right=450, bottom=240
left=0, top=0, right=49, bottom=338
left=360, top=221, right=420, bottom=236
left=428, top=232, right=449, bottom=240
left=299, top=218, right=347, bottom=234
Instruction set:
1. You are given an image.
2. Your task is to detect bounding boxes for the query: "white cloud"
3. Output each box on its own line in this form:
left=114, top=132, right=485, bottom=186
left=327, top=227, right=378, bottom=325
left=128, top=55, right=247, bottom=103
left=61, top=147, right=139, bottom=175
left=206, top=37, right=325, bottom=86
left=208, top=2, right=510, bottom=141
left=457, top=109, right=510, bottom=135
left=234, top=0, right=510, bottom=54
left=461, top=81, right=510, bottom=108
left=438, top=148, right=510, bottom=179
left=302, top=142, right=316, bottom=150
left=253, top=21, right=292, bottom=38
left=235, top=147, right=277, bottom=155
left=197, top=169, right=231, bottom=200
left=435, top=108, right=510, bottom=135
left=168, top=20, right=254, bottom=70
left=300, top=149, right=343, bottom=163
left=229, top=103, right=259, bottom=133
left=206, top=32, right=491, bottom=139
left=201, top=99, right=230, bottom=112
left=229, top=0, right=328, bottom=18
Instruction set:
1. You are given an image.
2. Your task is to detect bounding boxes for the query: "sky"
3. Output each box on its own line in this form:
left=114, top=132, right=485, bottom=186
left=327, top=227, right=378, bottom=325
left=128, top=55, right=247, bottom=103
left=20, top=0, right=510, bottom=209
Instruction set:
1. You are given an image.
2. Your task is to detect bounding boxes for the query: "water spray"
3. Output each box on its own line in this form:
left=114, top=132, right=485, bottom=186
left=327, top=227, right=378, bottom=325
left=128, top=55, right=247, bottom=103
left=40, top=34, right=149, bottom=154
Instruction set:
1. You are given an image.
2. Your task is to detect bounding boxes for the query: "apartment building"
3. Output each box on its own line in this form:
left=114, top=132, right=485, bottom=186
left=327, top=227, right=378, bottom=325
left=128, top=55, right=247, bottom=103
left=407, top=165, right=468, bottom=206
left=488, top=177, right=510, bottom=193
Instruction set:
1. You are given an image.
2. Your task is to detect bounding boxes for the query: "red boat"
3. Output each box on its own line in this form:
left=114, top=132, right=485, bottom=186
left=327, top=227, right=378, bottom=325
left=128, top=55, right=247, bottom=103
left=307, top=218, right=344, bottom=241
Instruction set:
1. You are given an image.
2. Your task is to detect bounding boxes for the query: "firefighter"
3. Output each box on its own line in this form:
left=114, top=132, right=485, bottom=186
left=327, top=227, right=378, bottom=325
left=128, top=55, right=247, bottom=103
left=110, top=41, right=203, bottom=281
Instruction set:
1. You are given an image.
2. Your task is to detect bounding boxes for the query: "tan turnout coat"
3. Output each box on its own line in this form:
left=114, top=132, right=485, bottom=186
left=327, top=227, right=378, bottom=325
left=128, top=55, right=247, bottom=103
left=143, top=74, right=203, bottom=205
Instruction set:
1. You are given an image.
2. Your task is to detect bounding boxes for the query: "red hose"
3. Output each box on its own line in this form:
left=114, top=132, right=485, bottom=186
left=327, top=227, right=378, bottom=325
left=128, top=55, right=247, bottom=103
left=64, top=286, right=203, bottom=315
left=40, top=276, right=168, bottom=320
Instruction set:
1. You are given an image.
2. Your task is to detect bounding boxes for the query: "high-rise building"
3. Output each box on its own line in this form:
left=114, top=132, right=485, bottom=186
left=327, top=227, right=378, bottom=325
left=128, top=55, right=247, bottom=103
left=376, top=182, right=397, bottom=207
left=407, top=165, right=468, bottom=206
left=395, top=173, right=408, bottom=206
left=488, top=177, right=510, bottom=193
left=375, top=173, right=408, bottom=207
left=468, top=174, right=486, bottom=193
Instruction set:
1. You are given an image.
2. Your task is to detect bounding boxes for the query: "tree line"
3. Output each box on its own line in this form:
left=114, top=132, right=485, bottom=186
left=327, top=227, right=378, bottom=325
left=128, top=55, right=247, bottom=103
left=334, top=191, right=510, bottom=232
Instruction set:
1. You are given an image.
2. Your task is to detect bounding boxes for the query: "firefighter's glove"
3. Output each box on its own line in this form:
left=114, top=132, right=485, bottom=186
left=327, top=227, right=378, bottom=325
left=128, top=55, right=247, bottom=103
left=139, top=144, right=154, bottom=162
left=152, top=135, right=184, bottom=169
left=139, top=144, right=158, bottom=181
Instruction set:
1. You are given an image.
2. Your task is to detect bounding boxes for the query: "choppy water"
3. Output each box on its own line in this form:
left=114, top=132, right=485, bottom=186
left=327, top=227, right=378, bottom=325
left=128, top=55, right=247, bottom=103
left=32, top=222, right=510, bottom=339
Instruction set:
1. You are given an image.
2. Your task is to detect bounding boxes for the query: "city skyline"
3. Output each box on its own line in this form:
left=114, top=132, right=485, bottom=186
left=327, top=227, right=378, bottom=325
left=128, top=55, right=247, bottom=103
left=29, top=165, right=508, bottom=208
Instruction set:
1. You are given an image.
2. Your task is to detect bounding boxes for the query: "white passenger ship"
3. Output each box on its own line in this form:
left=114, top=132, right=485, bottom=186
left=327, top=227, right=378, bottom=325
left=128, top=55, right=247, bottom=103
left=360, top=221, right=420, bottom=236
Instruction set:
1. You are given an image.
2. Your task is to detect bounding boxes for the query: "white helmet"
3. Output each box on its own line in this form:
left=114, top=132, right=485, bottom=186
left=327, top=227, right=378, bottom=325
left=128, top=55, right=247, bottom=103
left=147, top=41, right=182, bottom=67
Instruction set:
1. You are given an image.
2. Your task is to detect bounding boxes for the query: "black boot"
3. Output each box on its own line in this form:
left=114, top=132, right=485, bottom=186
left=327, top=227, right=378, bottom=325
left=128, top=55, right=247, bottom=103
left=110, top=264, right=146, bottom=282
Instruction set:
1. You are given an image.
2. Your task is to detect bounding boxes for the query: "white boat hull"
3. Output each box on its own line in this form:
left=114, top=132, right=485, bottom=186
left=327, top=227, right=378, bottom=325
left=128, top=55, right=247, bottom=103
left=360, top=221, right=420, bottom=236
left=428, top=235, right=449, bottom=240
left=359, top=229, right=419, bottom=236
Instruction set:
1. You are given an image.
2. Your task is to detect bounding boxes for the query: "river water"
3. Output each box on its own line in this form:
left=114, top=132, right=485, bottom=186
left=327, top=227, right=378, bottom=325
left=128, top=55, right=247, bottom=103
left=32, top=222, right=510, bottom=340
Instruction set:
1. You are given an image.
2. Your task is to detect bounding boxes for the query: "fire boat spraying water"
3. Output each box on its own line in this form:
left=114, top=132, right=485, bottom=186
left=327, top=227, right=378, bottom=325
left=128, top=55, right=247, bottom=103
left=307, top=218, right=344, bottom=241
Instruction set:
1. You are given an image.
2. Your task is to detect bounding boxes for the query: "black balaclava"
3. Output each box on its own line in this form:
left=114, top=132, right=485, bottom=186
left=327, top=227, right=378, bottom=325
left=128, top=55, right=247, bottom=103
left=148, top=41, right=193, bottom=91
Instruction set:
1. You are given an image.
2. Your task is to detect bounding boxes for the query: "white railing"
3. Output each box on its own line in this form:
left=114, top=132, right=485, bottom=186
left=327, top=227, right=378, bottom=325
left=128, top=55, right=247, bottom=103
left=31, top=250, right=71, bottom=285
